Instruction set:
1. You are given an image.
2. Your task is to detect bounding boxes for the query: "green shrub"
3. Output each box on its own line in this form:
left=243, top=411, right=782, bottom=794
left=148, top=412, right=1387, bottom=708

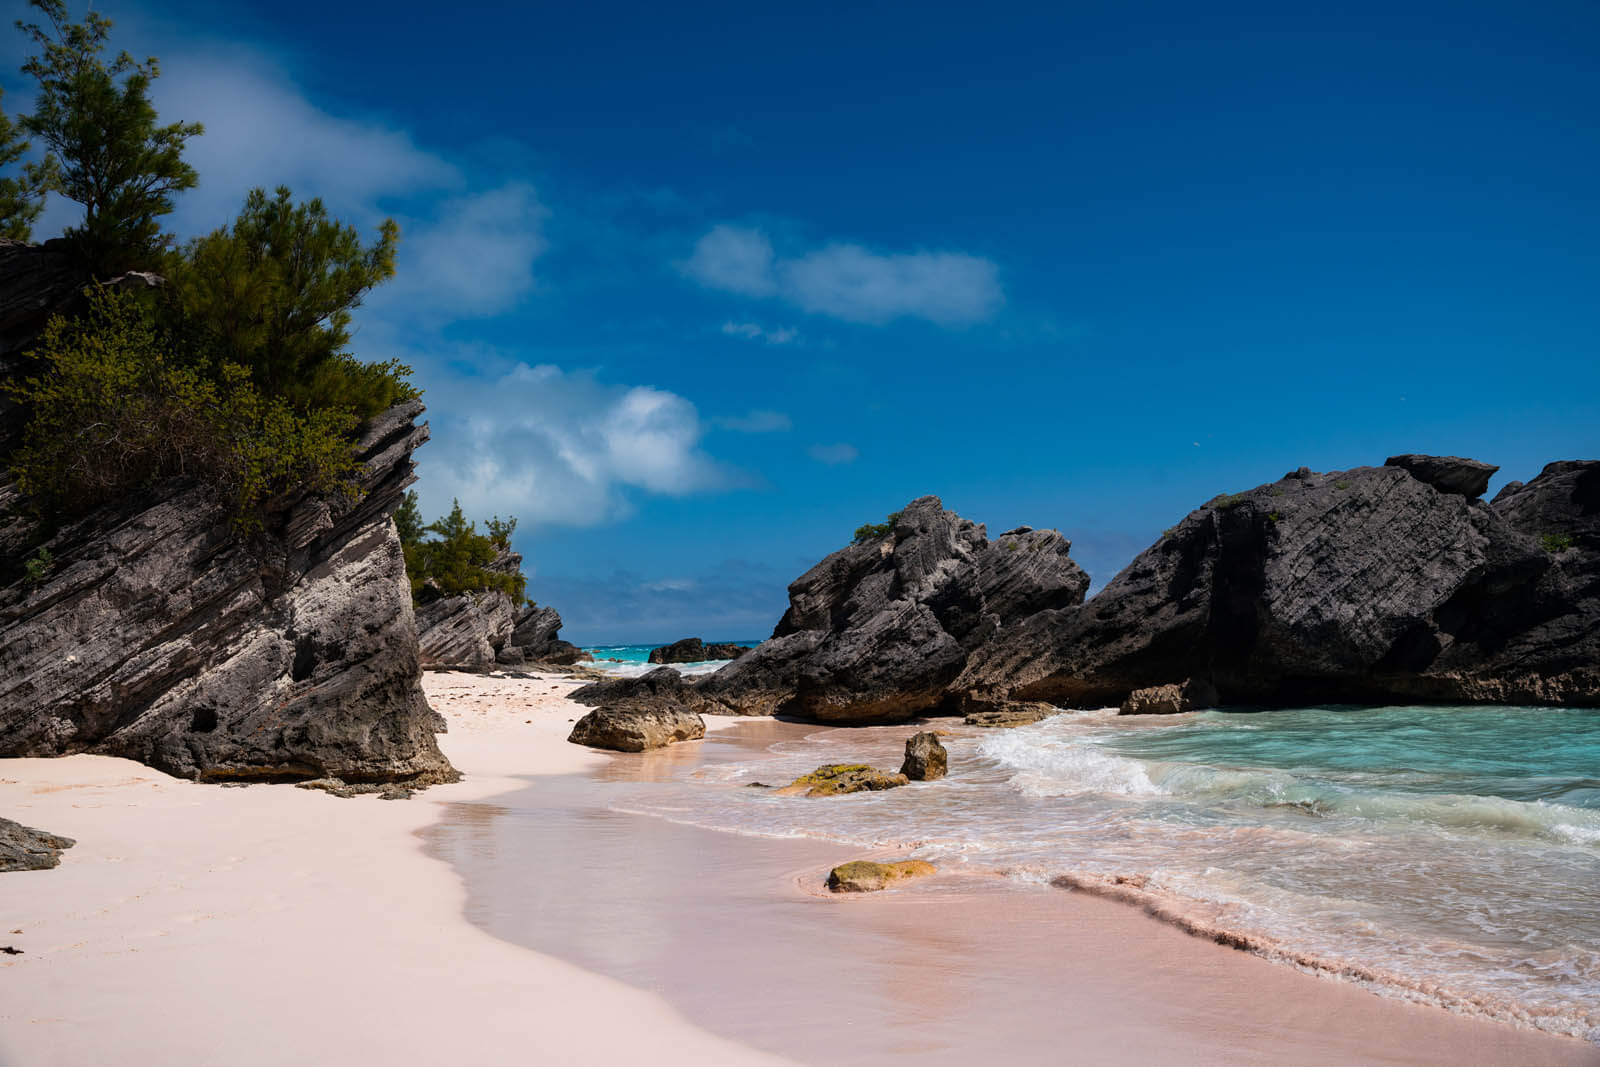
left=1540, top=532, right=1573, bottom=554
left=7, top=287, right=358, bottom=527
left=852, top=510, right=901, bottom=544
left=22, top=546, right=52, bottom=586
left=398, top=494, right=526, bottom=602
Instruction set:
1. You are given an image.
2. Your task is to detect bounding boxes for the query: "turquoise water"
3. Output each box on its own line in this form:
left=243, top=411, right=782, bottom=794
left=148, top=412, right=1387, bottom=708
left=608, top=704, right=1600, bottom=1038
left=584, top=641, right=758, bottom=677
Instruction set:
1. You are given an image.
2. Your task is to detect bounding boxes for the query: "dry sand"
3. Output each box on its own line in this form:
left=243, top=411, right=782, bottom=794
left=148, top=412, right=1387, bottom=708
left=3, top=672, right=1597, bottom=1066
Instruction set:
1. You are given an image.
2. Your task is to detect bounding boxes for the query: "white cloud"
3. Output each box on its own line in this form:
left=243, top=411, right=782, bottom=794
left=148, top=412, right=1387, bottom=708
left=713, top=410, right=792, bottom=433
left=680, top=224, right=777, bottom=296
left=411, top=360, right=736, bottom=527
left=779, top=245, right=1002, bottom=325
left=720, top=321, right=800, bottom=345
left=373, top=183, right=548, bottom=321
left=684, top=225, right=1004, bottom=326
left=808, top=443, right=860, bottom=465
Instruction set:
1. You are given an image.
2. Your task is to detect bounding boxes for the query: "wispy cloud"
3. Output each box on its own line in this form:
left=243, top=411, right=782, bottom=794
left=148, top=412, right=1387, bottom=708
left=808, top=443, right=860, bottom=465
left=683, top=225, right=1003, bottom=326
left=713, top=410, right=793, bottom=433
left=720, top=321, right=801, bottom=345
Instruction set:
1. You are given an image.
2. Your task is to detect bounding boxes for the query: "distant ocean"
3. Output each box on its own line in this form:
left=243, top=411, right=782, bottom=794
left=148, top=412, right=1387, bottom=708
left=583, top=641, right=760, bottom=678
left=604, top=703, right=1600, bottom=1040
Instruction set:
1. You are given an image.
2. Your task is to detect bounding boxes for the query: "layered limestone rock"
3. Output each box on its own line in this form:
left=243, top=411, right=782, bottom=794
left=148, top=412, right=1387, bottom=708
left=413, top=545, right=584, bottom=670
left=959, top=457, right=1599, bottom=709
left=899, top=731, right=948, bottom=780
left=567, top=705, right=705, bottom=752
left=697, top=497, right=1090, bottom=722
left=0, top=400, right=457, bottom=785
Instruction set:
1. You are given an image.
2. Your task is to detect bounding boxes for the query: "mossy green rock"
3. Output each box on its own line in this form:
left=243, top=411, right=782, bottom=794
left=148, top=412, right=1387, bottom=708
left=827, top=859, right=936, bottom=893
left=776, top=763, right=909, bottom=796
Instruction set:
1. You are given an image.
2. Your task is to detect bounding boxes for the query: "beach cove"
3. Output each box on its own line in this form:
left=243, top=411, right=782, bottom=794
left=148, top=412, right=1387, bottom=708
left=4, top=671, right=1595, bottom=1066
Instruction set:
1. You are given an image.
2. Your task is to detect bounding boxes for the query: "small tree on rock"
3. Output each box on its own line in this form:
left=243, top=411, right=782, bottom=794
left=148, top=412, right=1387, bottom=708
left=16, top=0, right=202, bottom=275
left=0, top=89, right=45, bottom=240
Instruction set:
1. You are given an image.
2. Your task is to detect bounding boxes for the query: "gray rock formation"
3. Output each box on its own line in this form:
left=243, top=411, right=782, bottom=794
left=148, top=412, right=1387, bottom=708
left=1, top=817, right=75, bottom=872
left=0, top=397, right=457, bottom=786
left=899, top=731, right=948, bottom=780
left=413, top=543, right=585, bottom=671
left=571, top=667, right=711, bottom=715
left=960, top=457, right=1599, bottom=709
left=567, top=705, right=706, bottom=752
left=646, top=637, right=748, bottom=664
left=696, top=497, right=1090, bottom=722
left=1384, top=454, right=1499, bottom=500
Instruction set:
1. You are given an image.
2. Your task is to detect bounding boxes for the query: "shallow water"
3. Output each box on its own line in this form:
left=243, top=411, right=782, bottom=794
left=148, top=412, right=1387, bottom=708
left=603, top=705, right=1600, bottom=1039
left=583, top=641, right=757, bottom=678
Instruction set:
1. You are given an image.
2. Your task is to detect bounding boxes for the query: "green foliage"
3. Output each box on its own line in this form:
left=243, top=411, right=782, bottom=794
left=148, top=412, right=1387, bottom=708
left=1540, top=532, right=1573, bottom=554
left=401, top=498, right=526, bottom=602
left=1335, top=480, right=1351, bottom=490
left=0, top=89, right=44, bottom=240
left=852, top=510, right=902, bottom=544
left=6, top=287, right=359, bottom=526
left=1268, top=511, right=1283, bottom=524
left=16, top=0, right=202, bottom=275
left=164, top=186, right=409, bottom=418
left=1213, top=493, right=1245, bottom=510
left=22, top=546, right=53, bottom=586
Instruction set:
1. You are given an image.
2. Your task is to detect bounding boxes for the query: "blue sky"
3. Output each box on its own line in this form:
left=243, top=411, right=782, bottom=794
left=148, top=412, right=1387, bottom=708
left=5, top=1, right=1597, bottom=642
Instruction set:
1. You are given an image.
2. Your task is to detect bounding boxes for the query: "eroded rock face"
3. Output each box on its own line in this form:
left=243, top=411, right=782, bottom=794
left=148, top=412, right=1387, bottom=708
left=1119, top=679, right=1217, bottom=716
left=571, top=667, right=711, bottom=715
left=0, top=401, right=457, bottom=787
left=698, top=497, right=1090, bottom=722
left=0, top=817, right=76, bottom=873
left=567, top=706, right=705, bottom=752
left=1384, top=454, right=1499, bottom=499
left=960, top=457, right=1600, bottom=709
left=962, top=701, right=1062, bottom=728
left=899, top=731, right=948, bottom=780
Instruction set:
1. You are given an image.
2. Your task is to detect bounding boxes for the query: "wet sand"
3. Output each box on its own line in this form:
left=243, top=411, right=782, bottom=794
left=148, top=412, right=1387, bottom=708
left=427, top=711, right=1600, bottom=1067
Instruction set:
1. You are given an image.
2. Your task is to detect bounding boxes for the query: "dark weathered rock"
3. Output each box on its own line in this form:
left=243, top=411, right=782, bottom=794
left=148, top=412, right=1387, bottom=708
left=0, top=400, right=458, bottom=787
left=1119, top=679, right=1218, bottom=716
left=567, top=705, right=705, bottom=752
left=703, top=642, right=748, bottom=661
left=648, top=637, right=706, bottom=664
left=960, top=457, right=1600, bottom=709
left=571, top=667, right=712, bottom=715
left=697, top=497, right=1089, bottom=723
left=826, top=859, right=935, bottom=893
left=776, top=764, right=909, bottom=796
left=0, top=817, right=75, bottom=872
left=899, top=731, right=948, bottom=780
left=1384, top=454, right=1499, bottom=500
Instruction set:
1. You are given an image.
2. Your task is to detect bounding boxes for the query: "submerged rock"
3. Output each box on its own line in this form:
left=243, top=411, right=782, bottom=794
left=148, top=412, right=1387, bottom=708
left=962, top=701, right=1062, bottom=728
left=0, top=817, right=75, bottom=872
left=567, top=705, right=705, bottom=752
left=697, top=496, right=1089, bottom=722
left=776, top=764, right=909, bottom=796
left=826, top=859, right=936, bottom=893
left=899, top=731, right=948, bottom=780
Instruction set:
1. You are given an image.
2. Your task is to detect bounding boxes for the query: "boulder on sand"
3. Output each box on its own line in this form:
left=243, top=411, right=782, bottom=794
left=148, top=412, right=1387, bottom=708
left=567, top=705, right=705, bottom=752
left=826, top=859, right=935, bottom=893
left=899, top=731, right=948, bottom=780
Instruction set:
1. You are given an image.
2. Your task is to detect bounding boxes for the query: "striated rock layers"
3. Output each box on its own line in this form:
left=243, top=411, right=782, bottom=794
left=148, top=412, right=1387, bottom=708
left=696, top=496, right=1090, bottom=722
left=1, top=817, right=75, bottom=873
left=0, top=239, right=455, bottom=786
left=414, top=547, right=583, bottom=670
left=960, top=456, right=1600, bottom=709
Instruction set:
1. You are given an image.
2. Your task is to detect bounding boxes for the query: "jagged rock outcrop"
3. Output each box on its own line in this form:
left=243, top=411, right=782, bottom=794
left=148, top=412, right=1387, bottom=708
left=899, top=731, right=947, bottom=780
left=1, top=817, right=75, bottom=872
left=0, top=399, right=457, bottom=785
left=413, top=543, right=585, bottom=670
left=571, top=667, right=712, bottom=716
left=1384, top=454, right=1498, bottom=499
left=959, top=457, right=1600, bottom=709
left=695, top=497, right=1090, bottom=722
left=646, top=637, right=747, bottom=664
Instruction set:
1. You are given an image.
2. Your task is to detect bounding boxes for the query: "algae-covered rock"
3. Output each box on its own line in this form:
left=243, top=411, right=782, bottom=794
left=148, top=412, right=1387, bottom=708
left=1119, top=678, right=1218, bottom=716
left=826, top=859, right=936, bottom=893
left=776, top=763, right=909, bottom=797
left=899, top=731, right=948, bottom=780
